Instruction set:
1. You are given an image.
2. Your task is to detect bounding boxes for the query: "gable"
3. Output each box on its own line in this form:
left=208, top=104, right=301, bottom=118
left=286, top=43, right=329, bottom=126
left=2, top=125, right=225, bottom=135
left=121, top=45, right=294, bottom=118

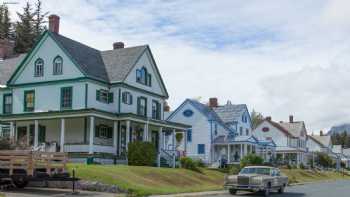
left=124, top=49, right=168, bottom=97
left=9, top=33, right=85, bottom=85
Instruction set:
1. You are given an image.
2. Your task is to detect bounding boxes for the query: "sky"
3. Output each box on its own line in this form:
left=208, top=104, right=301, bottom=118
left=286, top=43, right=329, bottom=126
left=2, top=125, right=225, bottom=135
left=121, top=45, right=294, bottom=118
left=4, top=0, right=350, bottom=133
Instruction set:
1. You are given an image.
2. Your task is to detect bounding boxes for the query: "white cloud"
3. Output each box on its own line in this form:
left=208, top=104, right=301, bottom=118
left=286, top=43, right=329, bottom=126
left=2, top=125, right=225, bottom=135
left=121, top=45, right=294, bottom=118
left=5, top=0, right=350, bottom=133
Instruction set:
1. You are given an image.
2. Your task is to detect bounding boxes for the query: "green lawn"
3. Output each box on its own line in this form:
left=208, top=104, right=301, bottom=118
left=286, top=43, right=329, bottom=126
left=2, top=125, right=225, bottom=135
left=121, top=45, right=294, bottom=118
left=67, top=164, right=350, bottom=196
left=68, top=164, right=224, bottom=196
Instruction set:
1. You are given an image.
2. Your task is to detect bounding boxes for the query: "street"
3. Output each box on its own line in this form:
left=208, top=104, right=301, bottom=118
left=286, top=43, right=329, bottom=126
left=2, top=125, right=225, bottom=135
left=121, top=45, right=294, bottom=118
left=215, top=180, right=350, bottom=197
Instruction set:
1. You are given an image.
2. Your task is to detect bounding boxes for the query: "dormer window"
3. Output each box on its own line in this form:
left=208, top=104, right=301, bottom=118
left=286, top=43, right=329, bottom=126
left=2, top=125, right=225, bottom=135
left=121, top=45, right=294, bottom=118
left=136, top=67, right=151, bottom=86
left=34, top=58, right=44, bottom=77
left=53, top=56, right=63, bottom=75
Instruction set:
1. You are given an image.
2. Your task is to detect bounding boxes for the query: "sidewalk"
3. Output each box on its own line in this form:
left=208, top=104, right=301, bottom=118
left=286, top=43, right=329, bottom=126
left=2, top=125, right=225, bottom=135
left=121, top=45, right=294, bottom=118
left=150, top=190, right=227, bottom=197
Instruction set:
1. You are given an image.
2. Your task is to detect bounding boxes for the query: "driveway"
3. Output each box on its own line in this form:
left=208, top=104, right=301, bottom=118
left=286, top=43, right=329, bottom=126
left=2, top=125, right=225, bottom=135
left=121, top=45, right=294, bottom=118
left=215, top=180, right=350, bottom=197
left=2, top=187, right=116, bottom=197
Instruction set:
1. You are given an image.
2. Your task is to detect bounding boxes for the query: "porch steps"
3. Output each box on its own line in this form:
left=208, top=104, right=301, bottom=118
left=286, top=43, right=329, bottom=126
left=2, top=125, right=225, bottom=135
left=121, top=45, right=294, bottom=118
left=160, top=157, right=171, bottom=168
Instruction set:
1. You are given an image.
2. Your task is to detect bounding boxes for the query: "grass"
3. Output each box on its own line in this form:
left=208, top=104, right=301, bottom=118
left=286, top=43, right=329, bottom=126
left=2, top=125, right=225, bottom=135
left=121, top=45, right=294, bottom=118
left=67, top=164, right=350, bottom=196
left=281, top=169, right=350, bottom=184
left=68, top=164, right=224, bottom=196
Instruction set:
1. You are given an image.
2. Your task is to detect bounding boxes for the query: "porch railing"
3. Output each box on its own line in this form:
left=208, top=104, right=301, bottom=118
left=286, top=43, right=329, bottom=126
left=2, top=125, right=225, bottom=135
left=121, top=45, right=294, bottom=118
left=160, top=148, right=176, bottom=168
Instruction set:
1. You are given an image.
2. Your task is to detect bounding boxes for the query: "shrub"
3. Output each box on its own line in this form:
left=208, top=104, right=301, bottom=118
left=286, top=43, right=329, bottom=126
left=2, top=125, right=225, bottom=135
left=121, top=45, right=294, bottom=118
left=194, top=159, right=206, bottom=168
left=299, top=163, right=305, bottom=169
left=240, top=154, right=264, bottom=168
left=0, top=138, right=13, bottom=150
left=180, top=157, right=201, bottom=172
left=316, top=152, right=333, bottom=168
left=127, top=141, right=157, bottom=166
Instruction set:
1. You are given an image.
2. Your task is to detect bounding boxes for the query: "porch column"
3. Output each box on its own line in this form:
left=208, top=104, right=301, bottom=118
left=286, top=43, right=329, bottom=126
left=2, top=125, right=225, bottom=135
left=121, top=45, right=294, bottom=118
left=26, top=125, right=30, bottom=146
left=172, top=129, right=176, bottom=168
left=184, top=130, right=187, bottom=154
left=126, top=120, right=130, bottom=150
left=60, top=118, right=65, bottom=152
left=244, top=144, right=248, bottom=156
left=9, top=122, right=15, bottom=141
left=34, top=120, right=39, bottom=147
left=227, top=144, right=230, bottom=163
left=157, top=127, right=163, bottom=167
left=113, top=121, right=118, bottom=151
left=240, top=144, right=243, bottom=160
left=143, top=123, right=148, bottom=141
left=89, top=116, right=95, bottom=154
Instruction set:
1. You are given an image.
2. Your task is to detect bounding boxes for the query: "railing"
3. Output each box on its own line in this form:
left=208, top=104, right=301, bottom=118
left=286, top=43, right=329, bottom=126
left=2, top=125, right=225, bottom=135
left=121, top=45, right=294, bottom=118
left=160, top=148, right=176, bottom=168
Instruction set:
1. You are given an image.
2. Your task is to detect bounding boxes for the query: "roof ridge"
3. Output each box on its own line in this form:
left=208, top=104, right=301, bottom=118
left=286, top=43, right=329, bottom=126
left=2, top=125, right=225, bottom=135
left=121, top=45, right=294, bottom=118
left=50, top=32, right=101, bottom=52
left=101, top=45, right=148, bottom=53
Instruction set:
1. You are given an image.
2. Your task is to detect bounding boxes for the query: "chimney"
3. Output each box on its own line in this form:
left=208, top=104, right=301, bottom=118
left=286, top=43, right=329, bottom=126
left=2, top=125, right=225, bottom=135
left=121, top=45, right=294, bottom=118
left=266, top=116, right=272, bottom=121
left=0, top=39, right=15, bottom=60
left=49, top=15, right=60, bottom=34
left=320, top=130, right=323, bottom=136
left=164, top=102, right=170, bottom=112
left=289, top=115, right=294, bottom=123
left=113, top=42, right=125, bottom=49
left=209, top=97, right=218, bottom=108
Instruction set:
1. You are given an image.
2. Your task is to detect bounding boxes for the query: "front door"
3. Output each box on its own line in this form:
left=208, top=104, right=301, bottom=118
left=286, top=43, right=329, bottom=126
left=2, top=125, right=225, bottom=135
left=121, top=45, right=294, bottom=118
left=151, top=130, right=159, bottom=151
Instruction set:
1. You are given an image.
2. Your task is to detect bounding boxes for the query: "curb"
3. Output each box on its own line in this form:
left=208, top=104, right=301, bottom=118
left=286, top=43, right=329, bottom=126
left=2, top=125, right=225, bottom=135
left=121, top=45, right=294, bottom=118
left=150, top=190, right=227, bottom=197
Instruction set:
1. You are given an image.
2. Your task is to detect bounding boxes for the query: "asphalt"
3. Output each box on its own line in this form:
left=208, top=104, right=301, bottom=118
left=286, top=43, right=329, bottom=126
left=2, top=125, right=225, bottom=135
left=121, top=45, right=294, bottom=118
left=213, top=180, right=350, bottom=197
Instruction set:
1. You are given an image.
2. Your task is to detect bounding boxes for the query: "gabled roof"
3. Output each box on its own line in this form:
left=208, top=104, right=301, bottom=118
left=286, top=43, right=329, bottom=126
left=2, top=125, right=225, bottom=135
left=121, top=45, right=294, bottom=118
left=0, top=54, right=26, bottom=85
left=213, top=102, right=249, bottom=124
left=264, top=119, right=296, bottom=138
left=308, top=135, right=331, bottom=148
left=279, top=121, right=306, bottom=138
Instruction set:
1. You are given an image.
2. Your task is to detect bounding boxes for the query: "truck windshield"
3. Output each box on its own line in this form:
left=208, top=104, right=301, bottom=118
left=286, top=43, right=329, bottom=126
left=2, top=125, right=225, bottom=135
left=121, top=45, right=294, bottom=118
left=239, top=168, right=271, bottom=175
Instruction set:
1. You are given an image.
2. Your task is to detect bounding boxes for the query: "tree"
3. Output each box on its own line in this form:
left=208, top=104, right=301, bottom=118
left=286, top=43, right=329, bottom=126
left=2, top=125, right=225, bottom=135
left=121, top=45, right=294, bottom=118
left=240, top=154, right=264, bottom=168
left=251, top=110, right=264, bottom=129
left=14, top=2, right=36, bottom=53
left=33, top=0, right=48, bottom=40
left=0, top=4, right=13, bottom=40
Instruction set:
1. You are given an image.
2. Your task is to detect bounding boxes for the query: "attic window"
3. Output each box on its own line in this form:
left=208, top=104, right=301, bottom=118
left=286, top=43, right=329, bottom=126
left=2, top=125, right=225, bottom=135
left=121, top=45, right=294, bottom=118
left=53, top=56, right=63, bottom=75
left=34, top=58, right=44, bottom=77
left=136, top=67, right=151, bottom=86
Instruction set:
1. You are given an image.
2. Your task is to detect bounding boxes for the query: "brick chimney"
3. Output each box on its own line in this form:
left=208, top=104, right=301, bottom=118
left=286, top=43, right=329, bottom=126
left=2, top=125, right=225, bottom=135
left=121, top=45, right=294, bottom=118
left=209, top=98, right=218, bottom=108
left=0, top=39, right=15, bottom=60
left=266, top=116, right=272, bottom=121
left=49, top=15, right=60, bottom=34
left=289, top=115, right=294, bottom=123
left=164, top=102, right=170, bottom=112
left=113, top=42, right=125, bottom=49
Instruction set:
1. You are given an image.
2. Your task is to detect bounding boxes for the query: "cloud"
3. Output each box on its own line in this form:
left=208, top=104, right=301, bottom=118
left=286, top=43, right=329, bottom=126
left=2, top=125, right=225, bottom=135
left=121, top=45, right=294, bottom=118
left=5, top=0, right=350, bottom=132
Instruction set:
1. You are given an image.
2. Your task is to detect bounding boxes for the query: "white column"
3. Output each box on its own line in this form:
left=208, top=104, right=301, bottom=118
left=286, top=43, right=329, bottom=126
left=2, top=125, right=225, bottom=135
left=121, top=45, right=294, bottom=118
left=126, top=121, right=130, bottom=150
left=113, top=121, right=118, bottom=150
left=143, top=123, right=148, bottom=141
left=244, top=144, right=248, bottom=156
left=184, top=130, right=187, bottom=154
left=34, top=120, right=39, bottom=147
left=172, top=129, right=176, bottom=168
left=60, top=118, right=65, bottom=152
left=172, top=129, right=176, bottom=150
left=9, top=122, right=14, bottom=141
left=227, top=145, right=230, bottom=163
left=89, top=116, right=95, bottom=154
left=240, top=144, right=243, bottom=160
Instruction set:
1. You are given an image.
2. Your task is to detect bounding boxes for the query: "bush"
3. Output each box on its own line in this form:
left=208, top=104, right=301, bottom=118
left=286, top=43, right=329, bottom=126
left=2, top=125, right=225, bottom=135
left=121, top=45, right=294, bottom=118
left=180, top=157, right=201, bottom=172
left=299, top=163, right=305, bottom=169
left=0, top=138, right=13, bottom=150
left=127, top=141, right=157, bottom=166
left=194, top=159, right=206, bottom=168
left=240, top=154, right=264, bottom=168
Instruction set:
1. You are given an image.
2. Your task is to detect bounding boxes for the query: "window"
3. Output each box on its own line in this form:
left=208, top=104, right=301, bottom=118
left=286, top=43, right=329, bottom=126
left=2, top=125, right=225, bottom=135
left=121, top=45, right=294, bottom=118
left=96, top=89, right=113, bottom=103
left=24, top=90, right=35, bottom=112
left=246, top=128, right=249, bottom=136
left=239, top=127, right=243, bottom=135
left=214, top=123, right=218, bottom=135
left=3, top=94, right=12, bottom=114
left=198, top=144, right=205, bottom=154
left=61, top=87, right=72, bottom=109
left=122, top=92, right=133, bottom=105
left=187, top=129, right=192, bottom=142
left=137, top=97, right=147, bottom=116
left=95, top=125, right=113, bottom=139
left=53, top=56, right=63, bottom=75
left=34, top=58, right=44, bottom=77
left=136, top=67, right=151, bottom=86
left=152, top=100, right=161, bottom=119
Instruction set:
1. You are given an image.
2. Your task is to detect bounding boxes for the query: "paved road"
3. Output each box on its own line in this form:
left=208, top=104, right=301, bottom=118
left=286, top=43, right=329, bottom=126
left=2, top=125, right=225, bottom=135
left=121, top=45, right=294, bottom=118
left=3, top=187, right=116, bottom=197
left=215, top=180, right=350, bottom=197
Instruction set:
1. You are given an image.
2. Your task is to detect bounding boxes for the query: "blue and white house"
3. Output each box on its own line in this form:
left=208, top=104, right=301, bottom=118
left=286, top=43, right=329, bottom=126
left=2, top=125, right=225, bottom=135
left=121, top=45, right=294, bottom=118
left=0, top=15, right=189, bottom=165
left=167, top=98, right=276, bottom=166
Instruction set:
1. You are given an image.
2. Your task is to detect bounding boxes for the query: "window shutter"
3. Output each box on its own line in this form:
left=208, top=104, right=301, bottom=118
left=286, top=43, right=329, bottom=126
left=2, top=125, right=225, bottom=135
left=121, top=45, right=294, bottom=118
left=122, top=92, right=126, bottom=103
left=129, top=94, right=133, bottom=105
left=108, top=92, right=114, bottom=103
left=96, top=90, right=100, bottom=101
left=95, top=125, right=100, bottom=137
left=137, top=97, right=140, bottom=115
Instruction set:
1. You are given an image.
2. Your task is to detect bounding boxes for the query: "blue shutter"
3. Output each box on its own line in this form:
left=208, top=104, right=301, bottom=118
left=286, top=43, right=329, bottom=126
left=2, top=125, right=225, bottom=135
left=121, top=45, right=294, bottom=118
left=198, top=144, right=205, bottom=154
left=96, top=90, right=100, bottom=101
left=108, top=92, right=114, bottom=103
left=187, top=129, right=192, bottom=142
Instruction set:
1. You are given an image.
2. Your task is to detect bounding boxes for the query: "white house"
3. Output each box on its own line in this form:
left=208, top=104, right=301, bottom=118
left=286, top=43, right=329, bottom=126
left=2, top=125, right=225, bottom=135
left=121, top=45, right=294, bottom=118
left=0, top=15, right=189, bottom=166
left=167, top=98, right=275, bottom=165
left=253, top=116, right=307, bottom=165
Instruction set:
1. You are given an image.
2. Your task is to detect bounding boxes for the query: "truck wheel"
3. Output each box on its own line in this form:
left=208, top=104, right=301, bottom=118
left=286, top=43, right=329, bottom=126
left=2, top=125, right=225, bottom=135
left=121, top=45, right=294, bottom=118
left=12, top=177, right=29, bottom=188
left=278, top=186, right=285, bottom=194
left=229, top=189, right=237, bottom=195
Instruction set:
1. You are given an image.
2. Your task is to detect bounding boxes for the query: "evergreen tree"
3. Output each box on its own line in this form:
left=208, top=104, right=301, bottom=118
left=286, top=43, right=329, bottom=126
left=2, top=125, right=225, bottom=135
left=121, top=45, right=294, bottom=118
left=14, top=2, right=35, bottom=53
left=33, top=0, right=48, bottom=40
left=0, top=4, right=13, bottom=40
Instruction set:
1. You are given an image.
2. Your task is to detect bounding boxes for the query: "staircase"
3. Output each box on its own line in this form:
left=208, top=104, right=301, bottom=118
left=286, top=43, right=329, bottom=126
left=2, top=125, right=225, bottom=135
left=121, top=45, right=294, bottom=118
left=160, top=148, right=176, bottom=168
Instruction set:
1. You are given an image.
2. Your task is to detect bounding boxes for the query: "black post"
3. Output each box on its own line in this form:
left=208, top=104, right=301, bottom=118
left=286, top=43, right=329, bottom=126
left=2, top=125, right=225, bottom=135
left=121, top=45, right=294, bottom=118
left=72, top=168, right=75, bottom=193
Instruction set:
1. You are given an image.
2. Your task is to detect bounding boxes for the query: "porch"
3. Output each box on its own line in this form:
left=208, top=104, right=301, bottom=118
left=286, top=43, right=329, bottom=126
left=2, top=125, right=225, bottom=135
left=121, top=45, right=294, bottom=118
left=0, top=109, right=189, bottom=166
left=275, top=147, right=306, bottom=165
